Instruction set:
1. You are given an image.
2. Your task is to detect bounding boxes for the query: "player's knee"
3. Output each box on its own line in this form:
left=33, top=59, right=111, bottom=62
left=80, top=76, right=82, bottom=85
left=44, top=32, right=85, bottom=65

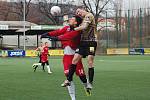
left=88, top=61, right=93, bottom=68
left=72, top=58, right=79, bottom=64
left=72, top=54, right=81, bottom=64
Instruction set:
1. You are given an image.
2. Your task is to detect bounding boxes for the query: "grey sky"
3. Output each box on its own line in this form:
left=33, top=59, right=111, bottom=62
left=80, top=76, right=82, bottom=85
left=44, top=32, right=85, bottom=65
left=3, top=0, right=150, bottom=9
left=123, top=0, right=150, bottom=10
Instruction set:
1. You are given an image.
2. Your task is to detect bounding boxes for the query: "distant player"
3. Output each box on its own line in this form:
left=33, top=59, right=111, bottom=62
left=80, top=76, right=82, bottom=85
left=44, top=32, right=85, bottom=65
left=41, top=42, right=52, bottom=74
left=62, top=8, right=97, bottom=93
left=41, top=16, right=90, bottom=99
left=32, top=42, right=45, bottom=72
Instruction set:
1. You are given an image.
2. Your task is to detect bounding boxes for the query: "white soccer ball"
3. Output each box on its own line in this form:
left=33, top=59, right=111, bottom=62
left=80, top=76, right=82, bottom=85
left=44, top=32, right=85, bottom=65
left=50, top=6, right=61, bottom=16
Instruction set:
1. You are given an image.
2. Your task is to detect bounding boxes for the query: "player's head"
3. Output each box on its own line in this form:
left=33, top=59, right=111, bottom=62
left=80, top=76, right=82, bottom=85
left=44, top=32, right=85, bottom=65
left=69, top=16, right=82, bottom=27
left=44, top=42, right=48, bottom=47
left=40, top=42, right=43, bottom=47
left=75, top=8, right=88, bottom=17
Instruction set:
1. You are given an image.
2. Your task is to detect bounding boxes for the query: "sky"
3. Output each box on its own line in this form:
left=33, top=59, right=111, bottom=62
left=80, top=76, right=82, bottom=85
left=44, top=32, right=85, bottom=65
left=2, top=0, right=150, bottom=10
left=122, top=0, right=150, bottom=10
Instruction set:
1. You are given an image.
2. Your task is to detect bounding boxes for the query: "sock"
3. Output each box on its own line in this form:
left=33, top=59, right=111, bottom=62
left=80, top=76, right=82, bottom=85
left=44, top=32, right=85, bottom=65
left=79, top=75, right=87, bottom=83
left=79, top=75, right=87, bottom=88
left=88, top=67, right=94, bottom=84
left=67, top=64, right=77, bottom=81
left=42, top=63, right=45, bottom=71
left=46, top=65, right=51, bottom=73
left=34, top=65, right=38, bottom=72
left=67, top=81, right=76, bottom=100
left=35, top=65, right=38, bottom=69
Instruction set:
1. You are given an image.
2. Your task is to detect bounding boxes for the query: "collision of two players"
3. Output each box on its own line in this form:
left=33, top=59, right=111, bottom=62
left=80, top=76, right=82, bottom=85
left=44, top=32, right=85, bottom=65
left=33, top=6, right=97, bottom=100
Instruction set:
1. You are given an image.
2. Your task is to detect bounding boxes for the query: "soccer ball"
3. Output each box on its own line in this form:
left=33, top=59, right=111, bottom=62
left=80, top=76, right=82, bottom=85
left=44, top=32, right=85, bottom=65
left=50, top=6, right=61, bottom=16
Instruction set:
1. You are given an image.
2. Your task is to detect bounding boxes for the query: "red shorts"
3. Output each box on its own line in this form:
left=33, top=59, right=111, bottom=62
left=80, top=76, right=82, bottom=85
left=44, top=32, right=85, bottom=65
left=41, top=55, right=48, bottom=63
left=63, top=55, right=85, bottom=76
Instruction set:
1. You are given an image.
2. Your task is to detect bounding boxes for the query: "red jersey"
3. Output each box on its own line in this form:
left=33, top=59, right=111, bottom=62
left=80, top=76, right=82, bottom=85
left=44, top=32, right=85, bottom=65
left=41, top=46, right=49, bottom=63
left=48, top=26, right=81, bottom=50
left=48, top=26, right=85, bottom=76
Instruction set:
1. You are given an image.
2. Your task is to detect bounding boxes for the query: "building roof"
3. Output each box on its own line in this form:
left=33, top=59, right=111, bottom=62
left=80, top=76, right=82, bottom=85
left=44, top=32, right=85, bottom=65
left=0, top=21, right=63, bottom=35
left=0, top=21, right=37, bottom=27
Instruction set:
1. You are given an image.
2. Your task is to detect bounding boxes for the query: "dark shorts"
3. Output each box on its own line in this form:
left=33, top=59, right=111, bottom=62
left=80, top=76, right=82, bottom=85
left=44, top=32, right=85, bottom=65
left=75, top=41, right=97, bottom=58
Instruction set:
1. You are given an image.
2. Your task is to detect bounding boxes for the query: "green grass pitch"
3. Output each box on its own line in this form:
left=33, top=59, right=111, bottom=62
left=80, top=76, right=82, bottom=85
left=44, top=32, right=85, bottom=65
left=0, top=55, right=150, bottom=100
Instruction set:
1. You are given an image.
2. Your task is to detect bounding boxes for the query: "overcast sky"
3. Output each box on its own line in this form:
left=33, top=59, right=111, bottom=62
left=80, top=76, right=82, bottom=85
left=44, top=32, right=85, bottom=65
left=122, top=0, right=150, bottom=10
left=3, top=0, right=150, bottom=10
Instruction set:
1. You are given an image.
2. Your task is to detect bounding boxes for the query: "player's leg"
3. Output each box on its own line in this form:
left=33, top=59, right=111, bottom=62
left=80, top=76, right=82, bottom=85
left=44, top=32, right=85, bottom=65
left=33, top=65, right=38, bottom=72
left=76, top=59, right=87, bottom=85
left=41, top=62, right=45, bottom=72
left=67, top=53, right=82, bottom=82
left=62, top=54, right=82, bottom=87
left=46, top=61, right=52, bottom=74
left=87, top=41, right=97, bottom=88
left=33, top=63, right=42, bottom=72
left=62, top=46, right=86, bottom=87
left=87, top=55, right=94, bottom=88
left=67, top=81, right=76, bottom=100
left=62, top=55, right=76, bottom=100
left=76, top=60, right=92, bottom=96
left=33, top=55, right=42, bottom=72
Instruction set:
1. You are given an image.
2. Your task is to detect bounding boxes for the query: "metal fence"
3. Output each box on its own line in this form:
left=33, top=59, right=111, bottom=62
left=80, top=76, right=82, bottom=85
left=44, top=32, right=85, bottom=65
left=98, top=8, right=150, bottom=51
left=0, top=1, right=150, bottom=52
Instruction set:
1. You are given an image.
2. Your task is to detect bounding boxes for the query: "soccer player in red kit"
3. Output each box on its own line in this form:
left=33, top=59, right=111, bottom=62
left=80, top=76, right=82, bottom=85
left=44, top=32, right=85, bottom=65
left=41, top=42, right=52, bottom=74
left=41, top=16, right=90, bottom=100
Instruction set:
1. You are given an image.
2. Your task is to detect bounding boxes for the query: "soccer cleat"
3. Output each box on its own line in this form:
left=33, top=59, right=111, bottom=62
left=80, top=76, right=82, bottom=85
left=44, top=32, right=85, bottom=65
left=84, top=87, right=92, bottom=96
left=61, top=80, right=71, bottom=87
left=83, top=82, right=92, bottom=96
left=48, top=71, right=52, bottom=74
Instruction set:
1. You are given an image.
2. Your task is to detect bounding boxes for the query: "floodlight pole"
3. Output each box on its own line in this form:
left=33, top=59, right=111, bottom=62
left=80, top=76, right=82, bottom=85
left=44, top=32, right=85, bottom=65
left=23, top=0, right=26, bottom=50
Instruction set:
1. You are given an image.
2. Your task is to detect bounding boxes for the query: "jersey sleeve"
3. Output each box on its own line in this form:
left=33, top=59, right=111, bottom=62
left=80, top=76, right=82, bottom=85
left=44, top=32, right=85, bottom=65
left=74, top=14, right=93, bottom=31
left=48, top=26, right=68, bottom=36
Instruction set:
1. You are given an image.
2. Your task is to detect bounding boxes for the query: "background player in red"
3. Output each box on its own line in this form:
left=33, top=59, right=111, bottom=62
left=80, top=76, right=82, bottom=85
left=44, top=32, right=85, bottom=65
left=41, top=42, right=52, bottom=74
left=41, top=16, right=90, bottom=99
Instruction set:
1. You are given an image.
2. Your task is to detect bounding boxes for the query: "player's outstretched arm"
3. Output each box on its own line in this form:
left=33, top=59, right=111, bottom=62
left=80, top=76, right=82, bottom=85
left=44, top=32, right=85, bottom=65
left=74, top=22, right=89, bottom=31
left=48, top=26, right=68, bottom=36
left=40, top=26, right=68, bottom=39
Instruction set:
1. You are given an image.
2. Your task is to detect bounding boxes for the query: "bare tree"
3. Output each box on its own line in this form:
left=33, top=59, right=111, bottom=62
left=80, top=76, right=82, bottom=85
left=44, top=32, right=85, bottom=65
left=82, top=0, right=115, bottom=25
left=36, top=0, right=78, bottom=25
left=0, top=1, right=12, bottom=21
left=37, top=0, right=58, bottom=25
left=81, top=0, right=116, bottom=53
left=10, top=0, right=32, bottom=21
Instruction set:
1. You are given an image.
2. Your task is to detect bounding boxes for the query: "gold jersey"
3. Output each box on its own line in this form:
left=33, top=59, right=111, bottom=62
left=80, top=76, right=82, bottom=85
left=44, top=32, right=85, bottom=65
left=81, top=12, right=96, bottom=41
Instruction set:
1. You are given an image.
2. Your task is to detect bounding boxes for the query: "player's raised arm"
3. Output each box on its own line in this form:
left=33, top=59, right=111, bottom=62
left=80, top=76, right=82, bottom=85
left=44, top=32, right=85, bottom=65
left=41, top=26, right=68, bottom=38
left=48, top=26, right=69, bottom=36
left=74, top=22, right=89, bottom=31
left=74, top=11, right=93, bottom=31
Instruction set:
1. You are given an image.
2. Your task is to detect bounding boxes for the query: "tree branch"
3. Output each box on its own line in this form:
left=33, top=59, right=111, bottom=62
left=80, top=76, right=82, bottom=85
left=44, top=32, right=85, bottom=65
left=98, top=0, right=111, bottom=15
